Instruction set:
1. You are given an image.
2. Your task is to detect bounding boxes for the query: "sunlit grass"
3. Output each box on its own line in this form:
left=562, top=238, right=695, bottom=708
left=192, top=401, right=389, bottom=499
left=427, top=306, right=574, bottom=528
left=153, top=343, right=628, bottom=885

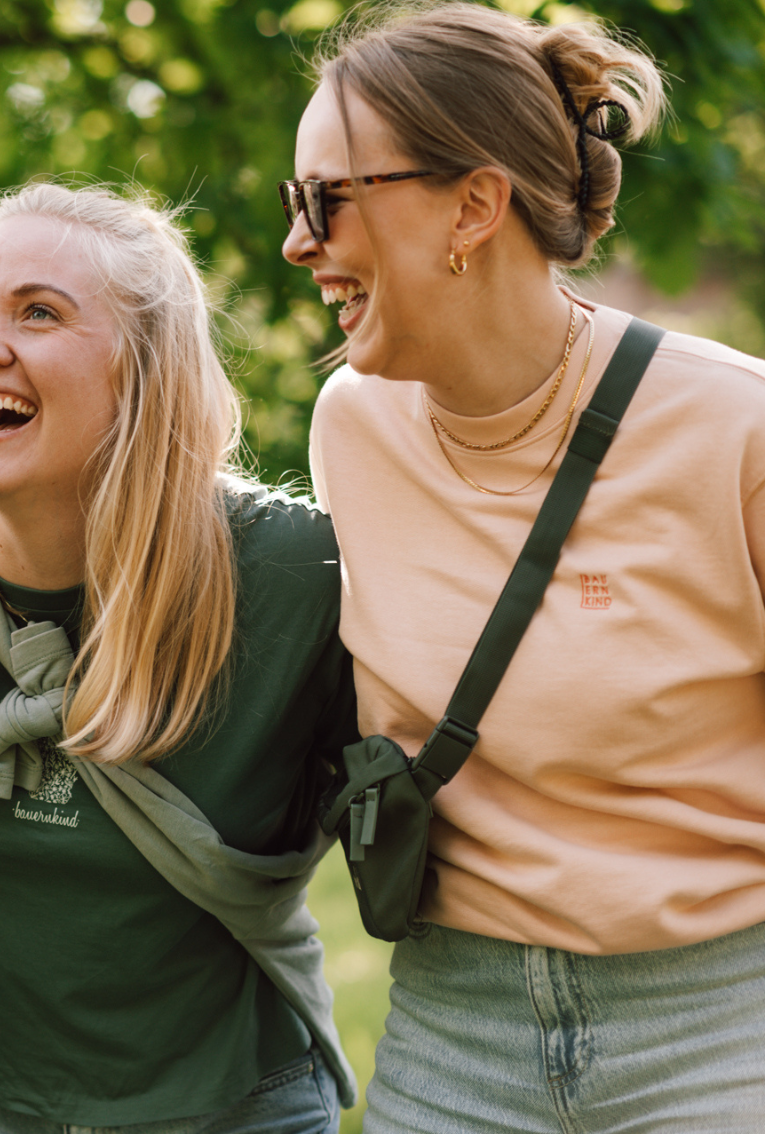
left=308, top=841, right=394, bottom=1134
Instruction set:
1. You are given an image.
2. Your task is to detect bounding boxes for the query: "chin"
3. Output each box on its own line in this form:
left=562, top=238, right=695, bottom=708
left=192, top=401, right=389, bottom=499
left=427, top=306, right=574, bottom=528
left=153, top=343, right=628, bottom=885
left=346, top=325, right=411, bottom=382
left=346, top=332, right=385, bottom=378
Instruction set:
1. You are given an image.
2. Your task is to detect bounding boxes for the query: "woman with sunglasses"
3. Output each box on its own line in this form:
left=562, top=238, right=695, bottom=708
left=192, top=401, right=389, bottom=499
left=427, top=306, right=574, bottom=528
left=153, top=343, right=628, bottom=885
left=282, top=3, right=765, bottom=1131
left=0, top=181, right=356, bottom=1134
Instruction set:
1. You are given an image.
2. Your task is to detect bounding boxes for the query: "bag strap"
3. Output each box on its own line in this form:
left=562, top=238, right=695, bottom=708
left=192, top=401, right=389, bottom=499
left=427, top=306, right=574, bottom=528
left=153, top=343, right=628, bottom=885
left=412, top=316, right=665, bottom=796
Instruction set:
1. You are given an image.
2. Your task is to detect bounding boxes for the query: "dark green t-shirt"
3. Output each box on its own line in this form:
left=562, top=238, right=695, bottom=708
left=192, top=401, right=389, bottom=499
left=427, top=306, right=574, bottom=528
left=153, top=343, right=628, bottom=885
left=0, top=489, right=357, bottom=1125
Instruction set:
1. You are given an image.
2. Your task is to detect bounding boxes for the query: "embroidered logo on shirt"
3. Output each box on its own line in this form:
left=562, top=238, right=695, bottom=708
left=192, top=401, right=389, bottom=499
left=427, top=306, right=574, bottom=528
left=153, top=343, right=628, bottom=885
left=580, top=573, right=611, bottom=609
left=28, top=737, right=78, bottom=806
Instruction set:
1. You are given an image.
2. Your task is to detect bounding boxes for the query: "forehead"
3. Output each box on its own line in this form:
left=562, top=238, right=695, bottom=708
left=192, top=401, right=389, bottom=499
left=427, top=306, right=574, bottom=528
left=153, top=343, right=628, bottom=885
left=0, top=214, right=101, bottom=301
left=294, top=81, right=402, bottom=179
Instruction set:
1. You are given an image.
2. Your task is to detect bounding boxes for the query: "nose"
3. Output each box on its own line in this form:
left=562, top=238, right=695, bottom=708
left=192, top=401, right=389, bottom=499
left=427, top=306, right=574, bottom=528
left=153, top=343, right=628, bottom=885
left=0, top=334, right=14, bottom=367
left=282, top=210, right=323, bottom=265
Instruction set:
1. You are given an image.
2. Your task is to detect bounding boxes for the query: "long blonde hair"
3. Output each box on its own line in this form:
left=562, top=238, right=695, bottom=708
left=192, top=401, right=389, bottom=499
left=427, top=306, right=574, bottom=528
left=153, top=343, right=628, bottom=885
left=0, top=182, right=241, bottom=765
left=316, top=1, right=666, bottom=263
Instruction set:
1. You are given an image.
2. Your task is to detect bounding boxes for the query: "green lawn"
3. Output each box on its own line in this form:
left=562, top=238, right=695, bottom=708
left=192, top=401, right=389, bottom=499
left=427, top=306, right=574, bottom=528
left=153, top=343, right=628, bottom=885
left=307, top=841, right=394, bottom=1134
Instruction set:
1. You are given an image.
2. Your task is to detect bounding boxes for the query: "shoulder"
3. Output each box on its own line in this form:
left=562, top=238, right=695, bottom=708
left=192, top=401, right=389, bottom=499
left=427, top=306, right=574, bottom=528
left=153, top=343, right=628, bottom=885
left=223, top=481, right=340, bottom=601
left=313, top=365, right=368, bottom=436
left=313, top=363, right=411, bottom=427
left=652, top=326, right=765, bottom=391
left=582, top=301, right=765, bottom=445
left=589, top=299, right=765, bottom=400
left=314, top=363, right=366, bottom=412
left=588, top=303, right=765, bottom=496
left=642, top=329, right=765, bottom=464
left=311, top=365, right=419, bottom=471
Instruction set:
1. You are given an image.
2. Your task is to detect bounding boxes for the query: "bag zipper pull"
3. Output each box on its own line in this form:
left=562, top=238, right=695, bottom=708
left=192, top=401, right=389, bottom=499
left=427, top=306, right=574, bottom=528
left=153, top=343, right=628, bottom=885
left=349, top=799, right=366, bottom=861
left=360, top=786, right=380, bottom=847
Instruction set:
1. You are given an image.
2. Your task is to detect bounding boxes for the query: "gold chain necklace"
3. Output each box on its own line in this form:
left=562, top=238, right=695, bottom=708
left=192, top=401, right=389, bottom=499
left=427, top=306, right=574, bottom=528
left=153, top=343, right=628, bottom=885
left=425, top=300, right=578, bottom=452
left=428, top=308, right=595, bottom=497
left=0, top=589, right=29, bottom=624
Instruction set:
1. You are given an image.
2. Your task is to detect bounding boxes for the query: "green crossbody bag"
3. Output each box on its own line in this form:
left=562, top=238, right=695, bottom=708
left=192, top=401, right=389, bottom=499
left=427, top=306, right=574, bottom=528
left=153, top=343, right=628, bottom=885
left=319, top=317, right=665, bottom=942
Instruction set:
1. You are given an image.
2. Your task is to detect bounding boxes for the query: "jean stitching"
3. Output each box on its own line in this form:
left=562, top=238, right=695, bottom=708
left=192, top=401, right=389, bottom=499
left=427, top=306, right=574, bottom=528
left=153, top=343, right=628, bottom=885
left=308, top=1051, right=333, bottom=1128
left=247, top=1056, right=314, bottom=1096
left=540, top=952, right=590, bottom=1134
left=525, top=946, right=555, bottom=1079
left=546, top=952, right=593, bottom=1088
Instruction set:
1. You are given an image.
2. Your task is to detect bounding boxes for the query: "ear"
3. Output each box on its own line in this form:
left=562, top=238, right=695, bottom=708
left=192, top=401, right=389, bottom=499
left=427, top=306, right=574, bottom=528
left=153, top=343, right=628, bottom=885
left=450, top=166, right=511, bottom=253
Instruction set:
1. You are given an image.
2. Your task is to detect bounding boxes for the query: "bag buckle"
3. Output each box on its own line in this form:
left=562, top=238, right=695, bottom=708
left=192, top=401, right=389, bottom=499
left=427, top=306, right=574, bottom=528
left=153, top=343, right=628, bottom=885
left=349, top=786, right=380, bottom=861
left=412, top=716, right=479, bottom=781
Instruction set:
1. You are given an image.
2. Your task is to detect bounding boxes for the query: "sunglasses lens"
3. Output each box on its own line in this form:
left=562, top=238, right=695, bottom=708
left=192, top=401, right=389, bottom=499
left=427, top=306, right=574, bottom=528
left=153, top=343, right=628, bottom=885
left=277, top=181, right=327, bottom=241
left=278, top=183, right=299, bottom=228
left=303, top=183, right=327, bottom=243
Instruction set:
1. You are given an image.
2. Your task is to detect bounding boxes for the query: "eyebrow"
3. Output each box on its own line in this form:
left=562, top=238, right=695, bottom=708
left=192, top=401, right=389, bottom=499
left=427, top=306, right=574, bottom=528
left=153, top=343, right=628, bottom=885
left=11, top=283, right=80, bottom=309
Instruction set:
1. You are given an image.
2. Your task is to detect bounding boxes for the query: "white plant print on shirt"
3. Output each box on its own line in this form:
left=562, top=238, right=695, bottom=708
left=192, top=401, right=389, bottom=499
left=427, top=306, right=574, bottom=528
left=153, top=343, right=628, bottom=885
left=28, top=736, right=78, bottom=806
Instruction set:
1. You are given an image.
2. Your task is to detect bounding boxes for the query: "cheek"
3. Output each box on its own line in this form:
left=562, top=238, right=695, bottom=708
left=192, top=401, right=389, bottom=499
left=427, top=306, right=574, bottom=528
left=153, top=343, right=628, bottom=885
left=375, top=244, right=443, bottom=320
left=83, top=338, right=119, bottom=415
left=57, top=364, right=117, bottom=458
left=326, top=214, right=374, bottom=269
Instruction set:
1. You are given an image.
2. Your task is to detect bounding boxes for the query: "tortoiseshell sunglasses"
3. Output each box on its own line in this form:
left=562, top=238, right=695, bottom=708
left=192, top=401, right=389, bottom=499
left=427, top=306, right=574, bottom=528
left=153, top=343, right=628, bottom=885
left=278, top=170, right=434, bottom=244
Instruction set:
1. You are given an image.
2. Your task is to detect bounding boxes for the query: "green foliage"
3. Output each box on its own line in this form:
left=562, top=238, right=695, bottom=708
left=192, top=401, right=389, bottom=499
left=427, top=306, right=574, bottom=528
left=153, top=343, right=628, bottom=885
left=1, top=0, right=764, bottom=474
left=577, top=0, right=765, bottom=297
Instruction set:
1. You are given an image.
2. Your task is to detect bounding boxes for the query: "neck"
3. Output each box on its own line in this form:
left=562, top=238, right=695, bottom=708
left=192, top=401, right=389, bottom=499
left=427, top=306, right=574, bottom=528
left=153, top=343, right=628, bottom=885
left=419, top=220, right=583, bottom=416
left=0, top=496, right=86, bottom=591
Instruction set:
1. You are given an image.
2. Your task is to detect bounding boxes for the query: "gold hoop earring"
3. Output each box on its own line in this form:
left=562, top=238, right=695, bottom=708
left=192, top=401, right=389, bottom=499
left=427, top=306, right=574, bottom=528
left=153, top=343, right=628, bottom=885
left=449, top=249, right=468, bottom=276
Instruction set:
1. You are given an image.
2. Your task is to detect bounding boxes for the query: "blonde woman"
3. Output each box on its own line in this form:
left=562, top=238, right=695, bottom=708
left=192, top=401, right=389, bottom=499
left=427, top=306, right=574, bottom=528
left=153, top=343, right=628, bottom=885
left=0, top=182, right=355, bottom=1134
left=282, top=4, right=765, bottom=1131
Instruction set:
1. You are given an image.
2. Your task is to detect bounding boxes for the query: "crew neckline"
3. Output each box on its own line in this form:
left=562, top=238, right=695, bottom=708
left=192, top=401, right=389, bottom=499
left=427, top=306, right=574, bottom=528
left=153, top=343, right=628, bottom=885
left=420, top=292, right=606, bottom=453
left=0, top=574, right=84, bottom=631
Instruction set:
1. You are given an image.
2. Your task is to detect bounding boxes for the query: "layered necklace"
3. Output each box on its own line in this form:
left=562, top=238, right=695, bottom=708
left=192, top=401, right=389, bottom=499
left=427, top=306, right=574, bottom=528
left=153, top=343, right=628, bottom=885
left=425, top=305, right=595, bottom=496
left=427, top=300, right=577, bottom=452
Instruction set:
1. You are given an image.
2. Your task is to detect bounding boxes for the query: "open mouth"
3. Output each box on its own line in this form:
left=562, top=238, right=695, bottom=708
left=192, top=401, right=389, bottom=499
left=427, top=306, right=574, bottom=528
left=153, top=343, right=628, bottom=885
left=0, top=396, right=38, bottom=433
left=320, top=281, right=369, bottom=323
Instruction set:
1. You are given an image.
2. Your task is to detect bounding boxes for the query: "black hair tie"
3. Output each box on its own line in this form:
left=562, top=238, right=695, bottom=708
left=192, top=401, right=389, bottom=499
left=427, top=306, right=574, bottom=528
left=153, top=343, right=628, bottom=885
left=549, top=60, right=631, bottom=213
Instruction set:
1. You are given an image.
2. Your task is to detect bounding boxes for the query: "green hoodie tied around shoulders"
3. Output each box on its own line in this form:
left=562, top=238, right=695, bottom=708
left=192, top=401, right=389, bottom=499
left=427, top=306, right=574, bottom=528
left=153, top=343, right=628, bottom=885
left=0, top=609, right=357, bottom=1109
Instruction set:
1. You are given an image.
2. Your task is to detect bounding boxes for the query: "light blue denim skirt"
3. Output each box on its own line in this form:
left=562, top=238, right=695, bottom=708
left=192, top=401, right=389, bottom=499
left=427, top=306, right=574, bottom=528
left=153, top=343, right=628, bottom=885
left=364, top=920, right=765, bottom=1134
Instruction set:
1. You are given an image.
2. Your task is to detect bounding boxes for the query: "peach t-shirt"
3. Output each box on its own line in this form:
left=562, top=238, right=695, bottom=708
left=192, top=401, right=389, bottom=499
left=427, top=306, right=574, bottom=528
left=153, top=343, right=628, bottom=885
left=310, top=297, right=765, bottom=954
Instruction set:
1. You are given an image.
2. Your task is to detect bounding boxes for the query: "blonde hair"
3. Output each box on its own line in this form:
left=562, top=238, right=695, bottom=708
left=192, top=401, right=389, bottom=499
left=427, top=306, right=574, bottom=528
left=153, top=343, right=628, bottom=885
left=0, top=182, right=241, bottom=765
left=316, top=1, right=666, bottom=264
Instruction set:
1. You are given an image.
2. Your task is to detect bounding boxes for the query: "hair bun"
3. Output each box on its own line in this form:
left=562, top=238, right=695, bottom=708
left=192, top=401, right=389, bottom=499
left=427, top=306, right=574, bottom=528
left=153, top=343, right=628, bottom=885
left=318, top=3, right=666, bottom=265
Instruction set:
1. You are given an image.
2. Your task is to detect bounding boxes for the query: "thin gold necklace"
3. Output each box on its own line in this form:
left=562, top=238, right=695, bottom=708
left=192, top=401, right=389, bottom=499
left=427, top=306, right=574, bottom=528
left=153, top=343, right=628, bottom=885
left=428, top=308, right=595, bottom=497
left=0, top=589, right=28, bottom=624
left=425, top=300, right=578, bottom=451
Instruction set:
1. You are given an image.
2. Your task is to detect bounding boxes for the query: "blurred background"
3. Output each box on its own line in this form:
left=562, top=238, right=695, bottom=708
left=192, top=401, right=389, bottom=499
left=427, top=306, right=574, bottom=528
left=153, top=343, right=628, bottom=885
left=2, top=0, right=763, bottom=1128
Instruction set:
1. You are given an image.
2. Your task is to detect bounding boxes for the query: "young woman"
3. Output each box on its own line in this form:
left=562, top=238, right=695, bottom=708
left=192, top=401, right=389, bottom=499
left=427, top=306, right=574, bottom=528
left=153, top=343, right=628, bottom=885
left=282, top=4, right=765, bottom=1131
left=0, top=182, right=356, bottom=1134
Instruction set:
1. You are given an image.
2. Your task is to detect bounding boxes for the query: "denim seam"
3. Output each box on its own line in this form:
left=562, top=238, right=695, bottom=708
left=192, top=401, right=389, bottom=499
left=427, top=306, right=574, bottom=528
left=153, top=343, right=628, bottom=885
left=308, top=1050, right=334, bottom=1128
left=247, top=1056, right=314, bottom=1096
left=546, top=953, right=593, bottom=1088
left=525, top=946, right=591, bottom=1134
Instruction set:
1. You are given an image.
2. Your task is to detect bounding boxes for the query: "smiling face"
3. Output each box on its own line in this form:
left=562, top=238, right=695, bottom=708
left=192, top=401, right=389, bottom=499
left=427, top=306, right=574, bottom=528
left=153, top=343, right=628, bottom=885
left=282, top=81, right=464, bottom=380
left=0, top=213, right=118, bottom=509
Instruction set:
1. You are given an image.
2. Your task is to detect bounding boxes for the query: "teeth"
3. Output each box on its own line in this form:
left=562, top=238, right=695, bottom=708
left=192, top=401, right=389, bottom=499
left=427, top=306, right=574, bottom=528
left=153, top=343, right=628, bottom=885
left=0, top=395, right=36, bottom=417
left=320, top=282, right=368, bottom=306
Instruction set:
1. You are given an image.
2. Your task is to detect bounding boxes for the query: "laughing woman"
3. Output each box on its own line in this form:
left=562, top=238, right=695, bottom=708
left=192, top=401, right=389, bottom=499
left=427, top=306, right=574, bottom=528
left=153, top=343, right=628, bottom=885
left=282, top=4, right=765, bottom=1132
left=0, top=182, right=355, bottom=1134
